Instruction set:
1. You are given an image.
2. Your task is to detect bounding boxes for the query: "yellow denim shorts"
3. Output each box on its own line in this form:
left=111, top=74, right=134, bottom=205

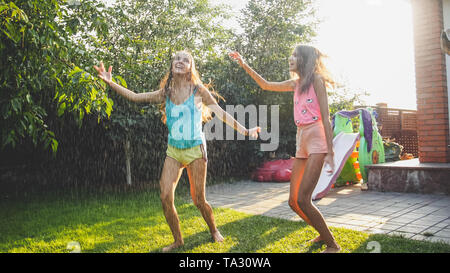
left=166, top=143, right=207, bottom=166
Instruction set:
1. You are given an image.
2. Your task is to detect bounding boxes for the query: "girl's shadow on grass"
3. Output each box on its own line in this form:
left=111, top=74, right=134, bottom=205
left=155, top=211, right=322, bottom=253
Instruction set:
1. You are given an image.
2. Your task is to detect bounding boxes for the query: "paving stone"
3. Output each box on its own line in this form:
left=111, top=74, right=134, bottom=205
left=205, top=181, right=450, bottom=244
left=414, top=236, right=450, bottom=245
left=387, top=231, right=416, bottom=239
left=371, top=210, right=395, bottom=217
left=430, top=208, right=450, bottom=217
left=353, top=214, right=382, bottom=221
left=339, top=224, right=370, bottom=232
left=428, top=200, right=450, bottom=207
left=326, top=216, right=353, bottom=224
left=390, top=214, right=424, bottom=224
left=396, top=224, right=429, bottom=234
left=339, top=213, right=361, bottom=219
left=421, top=226, right=444, bottom=235
left=411, top=206, right=442, bottom=215
left=379, top=205, right=406, bottom=212
left=435, top=229, right=450, bottom=238
left=262, top=212, right=280, bottom=218
left=389, top=208, right=427, bottom=217
left=344, top=219, right=370, bottom=226
left=411, top=234, right=433, bottom=241
left=396, top=212, right=429, bottom=219
left=435, top=222, right=449, bottom=229
left=372, top=223, right=403, bottom=231
left=390, top=202, right=419, bottom=208
left=411, top=216, right=448, bottom=226
left=364, top=228, right=388, bottom=235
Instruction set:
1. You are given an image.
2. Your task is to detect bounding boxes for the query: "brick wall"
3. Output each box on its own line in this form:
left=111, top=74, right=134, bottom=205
left=411, top=0, right=450, bottom=163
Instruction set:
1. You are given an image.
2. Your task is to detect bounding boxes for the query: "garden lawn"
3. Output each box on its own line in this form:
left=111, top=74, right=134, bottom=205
left=1, top=188, right=449, bottom=253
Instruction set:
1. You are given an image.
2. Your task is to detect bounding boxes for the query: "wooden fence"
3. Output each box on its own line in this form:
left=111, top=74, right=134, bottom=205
left=374, top=105, right=418, bottom=157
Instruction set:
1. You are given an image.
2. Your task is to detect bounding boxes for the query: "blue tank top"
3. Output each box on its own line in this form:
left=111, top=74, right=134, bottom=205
left=165, top=86, right=204, bottom=149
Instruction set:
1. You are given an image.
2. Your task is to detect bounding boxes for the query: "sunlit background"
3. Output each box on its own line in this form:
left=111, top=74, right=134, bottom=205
left=213, top=0, right=417, bottom=110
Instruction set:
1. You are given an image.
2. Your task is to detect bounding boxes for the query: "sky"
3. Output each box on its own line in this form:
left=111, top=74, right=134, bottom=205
left=212, top=0, right=417, bottom=110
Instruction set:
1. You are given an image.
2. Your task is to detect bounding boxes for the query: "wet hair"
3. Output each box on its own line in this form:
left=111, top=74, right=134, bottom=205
left=159, top=50, right=223, bottom=123
left=293, top=45, right=335, bottom=93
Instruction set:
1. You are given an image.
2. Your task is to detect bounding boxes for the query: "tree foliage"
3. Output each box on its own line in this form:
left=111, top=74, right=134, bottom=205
left=0, top=0, right=113, bottom=154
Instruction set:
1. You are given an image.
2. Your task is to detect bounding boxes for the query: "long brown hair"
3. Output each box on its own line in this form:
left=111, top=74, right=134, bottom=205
left=293, top=45, right=335, bottom=93
left=159, top=50, right=223, bottom=124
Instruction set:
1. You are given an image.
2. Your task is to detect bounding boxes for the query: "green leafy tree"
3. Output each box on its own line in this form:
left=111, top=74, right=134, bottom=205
left=0, top=0, right=112, bottom=154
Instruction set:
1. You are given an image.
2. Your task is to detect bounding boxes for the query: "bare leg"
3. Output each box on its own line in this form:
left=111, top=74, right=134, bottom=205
left=288, top=158, right=312, bottom=225
left=160, top=156, right=185, bottom=252
left=186, top=158, right=224, bottom=243
left=289, top=158, right=323, bottom=244
left=297, top=154, right=340, bottom=253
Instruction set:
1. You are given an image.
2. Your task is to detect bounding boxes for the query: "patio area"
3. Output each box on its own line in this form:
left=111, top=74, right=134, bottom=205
left=205, top=181, right=450, bottom=244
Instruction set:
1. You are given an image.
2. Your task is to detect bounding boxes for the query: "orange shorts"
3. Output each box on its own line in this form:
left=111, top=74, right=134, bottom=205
left=295, top=121, right=329, bottom=158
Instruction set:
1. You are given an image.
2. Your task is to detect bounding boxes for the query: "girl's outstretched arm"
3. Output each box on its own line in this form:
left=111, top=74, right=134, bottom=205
left=197, top=84, right=260, bottom=138
left=314, top=75, right=335, bottom=173
left=229, top=51, right=296, bottom=92
left=94, top=62, right=164, bottom=104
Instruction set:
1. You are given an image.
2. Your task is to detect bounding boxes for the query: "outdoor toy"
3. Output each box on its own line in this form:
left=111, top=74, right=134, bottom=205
left=332, top=112, right=362, bottom=186
left=334, top=150, right=363, bottom=186
left=312, top=132, right=360, bottom=200
left=384, top=140, right=403, bottom=162
left=251, top=158, right=294, bottom=182
left=332, top=108, right=385, bottom=183
left=357, top=107, right=385, bottom=181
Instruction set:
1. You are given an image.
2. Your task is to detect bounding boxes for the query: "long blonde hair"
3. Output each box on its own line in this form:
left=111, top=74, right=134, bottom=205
left=159, top=50, right=223, bottom=124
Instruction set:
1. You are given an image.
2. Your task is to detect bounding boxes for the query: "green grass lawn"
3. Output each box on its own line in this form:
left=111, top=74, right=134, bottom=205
left=1, top=187, right=449, bottom=253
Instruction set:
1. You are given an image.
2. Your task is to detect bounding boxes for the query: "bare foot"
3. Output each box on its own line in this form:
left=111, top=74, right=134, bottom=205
left=162, top=241, right=184, bottom=253
left=360, top=183, right=368, bottom=191
left=308, top=235, right=324, bottom=244
left=212, top=230, right=224, bottom=243
left=322, top=244, right=341, bottom=253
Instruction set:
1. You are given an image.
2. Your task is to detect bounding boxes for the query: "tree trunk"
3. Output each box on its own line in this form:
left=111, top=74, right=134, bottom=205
left=125, top=139, right=132, bottom=186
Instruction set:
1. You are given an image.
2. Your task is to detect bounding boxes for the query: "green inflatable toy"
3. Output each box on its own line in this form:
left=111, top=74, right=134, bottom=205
left=358, top=107, right=385, bottom=181
left=332, top=108, right=385, bottom=183
left=333, top=114, right=359, bottom=186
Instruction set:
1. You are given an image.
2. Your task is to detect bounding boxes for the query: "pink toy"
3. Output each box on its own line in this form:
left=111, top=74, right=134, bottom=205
left=251, top=158, right=294, bottom=182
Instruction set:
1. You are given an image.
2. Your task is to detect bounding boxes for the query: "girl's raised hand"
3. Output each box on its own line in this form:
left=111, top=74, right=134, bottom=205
left=248, top=127, right=261, bottom=139
left=228, top=51, right=244, bottom=64
left=93, top=61, right=113, bottom=85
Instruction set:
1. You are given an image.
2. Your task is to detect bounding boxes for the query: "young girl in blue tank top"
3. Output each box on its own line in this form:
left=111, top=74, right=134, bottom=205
left=94, top=51, right=260, bottom=252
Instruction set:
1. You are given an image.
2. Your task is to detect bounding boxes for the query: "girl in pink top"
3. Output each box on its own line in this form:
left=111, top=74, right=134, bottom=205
left=230, top=45, right=340, bottom=253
